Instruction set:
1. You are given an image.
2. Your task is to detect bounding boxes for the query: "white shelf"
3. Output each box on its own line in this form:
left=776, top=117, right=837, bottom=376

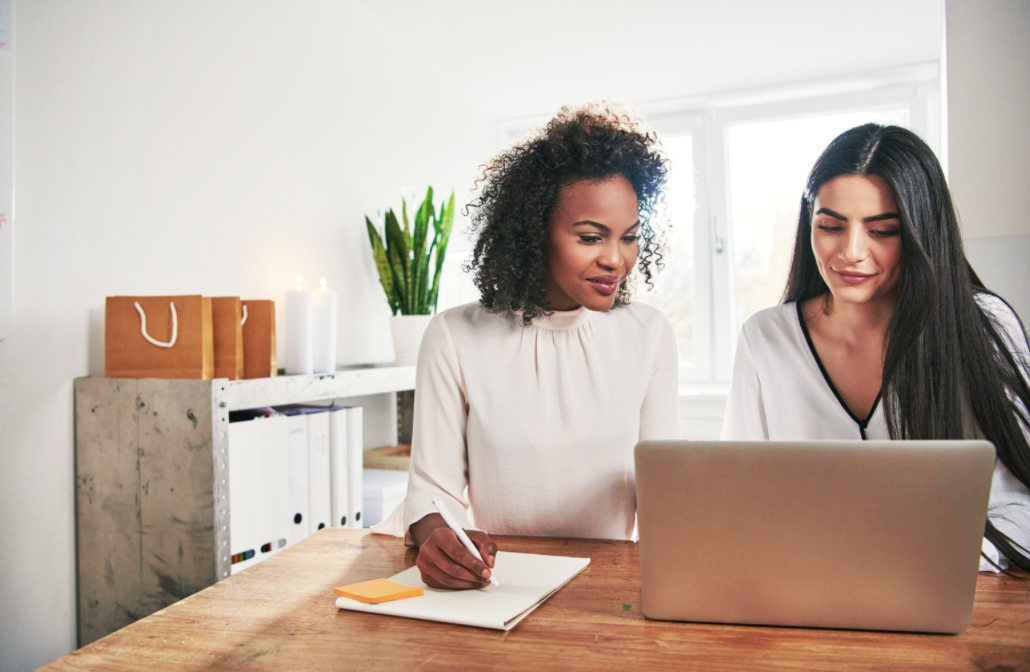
left=223, top=365, right=416, bottom=411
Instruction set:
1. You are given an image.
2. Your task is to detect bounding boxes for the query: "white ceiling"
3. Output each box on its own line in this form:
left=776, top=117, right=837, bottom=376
left=360, top=0, right=943, bottom=120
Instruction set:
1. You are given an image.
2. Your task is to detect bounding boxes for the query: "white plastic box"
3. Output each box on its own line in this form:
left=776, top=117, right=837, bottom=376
left=362, top=468, right=409, bottom=527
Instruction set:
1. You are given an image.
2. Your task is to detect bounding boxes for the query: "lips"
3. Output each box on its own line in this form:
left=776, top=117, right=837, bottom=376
left=833, top=269, right=877, bottom=285
left=587, top=275, right=621, bottom=296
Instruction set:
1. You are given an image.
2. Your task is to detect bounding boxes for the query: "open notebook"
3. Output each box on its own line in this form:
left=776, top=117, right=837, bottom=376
left=335, top=551, right=590, bottom=630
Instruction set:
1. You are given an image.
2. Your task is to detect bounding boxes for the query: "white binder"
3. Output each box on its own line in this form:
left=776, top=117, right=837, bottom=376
left=227, top=415, right=290, bottom=574
left=328, top=406, right=350, bottom=528
left=306, top=409, right=332, bottom=534
left=284, top=413, right=310, bottom=546
left=345, top=406, right=364, bottom=528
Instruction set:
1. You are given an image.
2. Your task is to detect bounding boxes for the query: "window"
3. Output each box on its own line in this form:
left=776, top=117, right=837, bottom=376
left=649, top=134, right=700, bottom=370
left=646, top=73, right=939, bottom=386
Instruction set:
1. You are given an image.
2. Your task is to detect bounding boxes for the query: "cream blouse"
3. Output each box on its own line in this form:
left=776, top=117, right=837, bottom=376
left=372, top=301, right=681, bottom=543
left=721, top=295, right=1030, bottom=572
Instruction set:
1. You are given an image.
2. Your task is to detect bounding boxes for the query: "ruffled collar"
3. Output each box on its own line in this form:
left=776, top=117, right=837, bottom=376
left=530, top=305, right=595, bottom=331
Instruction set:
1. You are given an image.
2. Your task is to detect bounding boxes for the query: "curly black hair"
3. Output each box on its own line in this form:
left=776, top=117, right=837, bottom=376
left=464, top=102, right=669, bottom=324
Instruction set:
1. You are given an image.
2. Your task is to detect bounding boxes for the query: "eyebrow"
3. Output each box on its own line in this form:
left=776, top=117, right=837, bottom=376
left=815, top=208, right=900, bottom=224
left=572, top=220, right=641, bottom=233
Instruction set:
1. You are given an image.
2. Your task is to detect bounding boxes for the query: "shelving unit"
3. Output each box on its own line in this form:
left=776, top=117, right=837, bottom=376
left=74, top=365, right=415, bottom=646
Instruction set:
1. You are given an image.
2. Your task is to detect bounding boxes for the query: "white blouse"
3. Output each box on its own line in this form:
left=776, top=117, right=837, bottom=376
left=372, top=301, right=681, bottom=543
left=721, top=295, right=1030, bottom=572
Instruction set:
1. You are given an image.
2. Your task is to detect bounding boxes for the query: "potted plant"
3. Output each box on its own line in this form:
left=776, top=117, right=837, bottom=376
left=365, top=186, right=455, bottom=365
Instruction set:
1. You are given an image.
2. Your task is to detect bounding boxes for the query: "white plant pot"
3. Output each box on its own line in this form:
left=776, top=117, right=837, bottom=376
left=390, top=315, right=433, bottom=366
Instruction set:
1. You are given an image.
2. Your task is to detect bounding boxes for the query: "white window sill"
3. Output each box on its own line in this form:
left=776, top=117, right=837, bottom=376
left=678, top=386, right=729, bottom=440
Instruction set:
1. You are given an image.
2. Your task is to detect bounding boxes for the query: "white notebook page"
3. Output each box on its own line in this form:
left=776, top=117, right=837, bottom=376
left=334, top=551, right=590, bottom=630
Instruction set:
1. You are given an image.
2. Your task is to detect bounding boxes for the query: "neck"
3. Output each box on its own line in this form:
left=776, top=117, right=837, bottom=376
left=823, top=293, right=896, bottom=341
left=547, top=299, right=581, bottom=312
left=542, top=277, right=581, bottom=312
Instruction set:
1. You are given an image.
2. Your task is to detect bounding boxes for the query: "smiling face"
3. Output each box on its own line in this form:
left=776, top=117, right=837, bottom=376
left=810, top=174, right=903, bottom=308
left=543, top=176, right=641, bottom=312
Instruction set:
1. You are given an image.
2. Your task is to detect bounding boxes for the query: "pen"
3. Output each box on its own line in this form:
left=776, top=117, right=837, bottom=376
left=431, top=496, right=499, bottom=587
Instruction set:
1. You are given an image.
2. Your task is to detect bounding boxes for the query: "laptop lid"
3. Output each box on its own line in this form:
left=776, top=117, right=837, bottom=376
left=635, top=440, right=995, bottom=633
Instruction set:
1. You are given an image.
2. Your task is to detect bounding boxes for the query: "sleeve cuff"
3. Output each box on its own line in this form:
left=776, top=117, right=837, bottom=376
left=980, top=537, right=1009, bottom=573
left=402, top=489, right=476, bottom=545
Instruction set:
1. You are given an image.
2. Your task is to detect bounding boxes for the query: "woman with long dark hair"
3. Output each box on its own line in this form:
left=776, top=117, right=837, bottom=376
left=373, top=103, right=680, bottom=588
left=721, top=123, right=1030, bottom=571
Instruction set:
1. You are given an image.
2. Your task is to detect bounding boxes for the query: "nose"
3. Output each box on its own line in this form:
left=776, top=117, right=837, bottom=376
left=839, top=227, right=868, bottom=264
left=597, top=239, right=622, bottom=271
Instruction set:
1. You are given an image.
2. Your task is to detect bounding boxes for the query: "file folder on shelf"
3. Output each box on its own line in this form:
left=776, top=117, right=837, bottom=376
left=279, top=405, right=334, bottom=536
left=328, top=406, right=350, bottom=528
left=306, top=409, right=332, bottom=534
left=282, top=412, right=311, bottom=546
left=227, top=414, right=290, bottom=575
left=327, top=405, right=365, bottom=529
left=345, top=406, right=364, bottom=528
left=228, top=401, right=364, bottom=571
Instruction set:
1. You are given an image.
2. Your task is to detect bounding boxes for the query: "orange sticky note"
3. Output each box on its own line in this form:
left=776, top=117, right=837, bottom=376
left=334, top=578, right=424, bottom=604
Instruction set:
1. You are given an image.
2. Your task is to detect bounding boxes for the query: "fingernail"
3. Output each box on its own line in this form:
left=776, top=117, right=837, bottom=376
left=482, top=569, right=491, bottom=578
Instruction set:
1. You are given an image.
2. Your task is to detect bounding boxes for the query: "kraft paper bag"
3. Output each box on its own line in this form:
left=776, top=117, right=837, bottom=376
left=241, top=300, right=278, bottom=379
left=105, top=295, right=214, bottom=379
left=211, top=297, right=244, bottom=380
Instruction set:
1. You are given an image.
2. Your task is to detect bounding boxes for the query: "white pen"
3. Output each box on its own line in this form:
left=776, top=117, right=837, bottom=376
left=432, top=496, right=499, bottom=587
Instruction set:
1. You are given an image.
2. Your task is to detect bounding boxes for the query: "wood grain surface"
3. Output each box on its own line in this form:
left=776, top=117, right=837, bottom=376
left=43, top=529, right=1030, bottom=671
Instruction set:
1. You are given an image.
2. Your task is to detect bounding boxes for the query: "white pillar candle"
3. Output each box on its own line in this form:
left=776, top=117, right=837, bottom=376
left=312, top=276, right=338, bottom=374
left=285, top=275, right=313, bottom=375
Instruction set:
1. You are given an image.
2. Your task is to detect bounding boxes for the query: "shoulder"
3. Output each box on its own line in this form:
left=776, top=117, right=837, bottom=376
left=740, top=302, right=800, bottom=344
left=434, top=301, right=508, bottom=331
left=975, top=292, right=1029, bottom=354
left=605, top=303, right=677, bottom=371
left=427, top=301, right=524, bottom=351
left=599, top=302, right=675, bottom=349
left=422, top=303, right=478, bottom=351
left=419, top=303, right=499, bottom=370
left=975, top=291, right=1022, bottom=325
left=605, top=301, right=672, bottom=331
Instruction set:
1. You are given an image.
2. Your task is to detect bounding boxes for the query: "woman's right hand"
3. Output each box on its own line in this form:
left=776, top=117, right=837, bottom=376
left=411, top=513, right=498, bottom=589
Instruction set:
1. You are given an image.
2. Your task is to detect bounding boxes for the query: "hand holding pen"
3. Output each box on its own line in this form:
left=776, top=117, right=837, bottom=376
left=410, top=497, right=499, bottom=590
left=432, top=497, right=499, bottom=587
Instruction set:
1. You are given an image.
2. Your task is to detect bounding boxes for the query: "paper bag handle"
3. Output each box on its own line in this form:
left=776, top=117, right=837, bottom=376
left=241, top=305, right=248, bottom=326
left=134, top=301, right=178, bottom=348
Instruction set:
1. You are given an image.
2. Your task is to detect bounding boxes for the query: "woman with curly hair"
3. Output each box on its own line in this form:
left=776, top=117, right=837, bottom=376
left=373, top=103, right=681, bottom=589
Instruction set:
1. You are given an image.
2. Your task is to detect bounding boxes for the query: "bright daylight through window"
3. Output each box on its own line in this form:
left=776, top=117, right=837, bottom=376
left=645, top=76, right=937, bottom=386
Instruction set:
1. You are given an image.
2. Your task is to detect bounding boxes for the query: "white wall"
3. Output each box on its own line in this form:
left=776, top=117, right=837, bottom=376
left=946, top=0, right=1030, bottom=319
left=365, top=0, right=943, bottom=120
left=0, top=2, right=494, bottom=669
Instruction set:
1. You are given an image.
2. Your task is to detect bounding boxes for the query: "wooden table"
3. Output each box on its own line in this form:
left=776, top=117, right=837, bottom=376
left=42, top=529, right=1030, bottom=671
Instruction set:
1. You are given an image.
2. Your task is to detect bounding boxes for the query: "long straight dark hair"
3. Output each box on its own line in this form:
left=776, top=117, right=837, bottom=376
left=783, top=124, right=1030, bottom=570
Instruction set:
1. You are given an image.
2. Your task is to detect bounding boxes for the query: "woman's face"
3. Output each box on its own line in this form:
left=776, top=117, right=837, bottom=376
left=544, top=176, right=641, bottom=312
left=810, top=174, right=903, bottom=308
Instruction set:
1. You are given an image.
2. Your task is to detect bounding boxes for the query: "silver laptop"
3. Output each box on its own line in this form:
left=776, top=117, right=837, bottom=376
left=635, top=440, right=995, bottom=634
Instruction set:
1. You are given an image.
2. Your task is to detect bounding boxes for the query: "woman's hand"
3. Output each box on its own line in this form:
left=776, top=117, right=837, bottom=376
left=410, top=513, right=498, bottom=589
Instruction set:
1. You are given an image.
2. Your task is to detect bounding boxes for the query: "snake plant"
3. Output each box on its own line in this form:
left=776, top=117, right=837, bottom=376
left=365, top=187, right=455, bottom=315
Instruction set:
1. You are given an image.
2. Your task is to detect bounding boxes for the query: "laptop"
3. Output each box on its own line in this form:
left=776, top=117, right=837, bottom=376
left=634, top=440, right=995, bottom=634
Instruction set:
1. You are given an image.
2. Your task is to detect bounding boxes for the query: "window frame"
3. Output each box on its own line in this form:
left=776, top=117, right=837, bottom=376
left=646, top=70, right=939, bottom=388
